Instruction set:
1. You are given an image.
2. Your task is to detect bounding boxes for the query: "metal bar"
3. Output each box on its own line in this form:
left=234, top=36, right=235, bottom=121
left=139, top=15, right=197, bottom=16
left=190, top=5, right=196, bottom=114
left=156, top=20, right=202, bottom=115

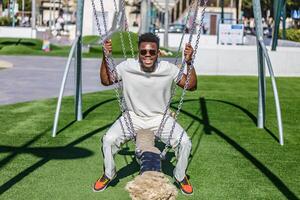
left=221, top=0, right=224, bottom=23
left=75, top=0, right=84, bottom=121
left=258, top=39, right=284, bottom=145
left=52, top=36, right=80, bottom=137
left=22, top=0, right=25, bottom=24
left=99, top=27, right=123, bottom=45
left=252, top=0, right=266, bottom=128
left=164, top=0, right=169, bottom=48
left=12, top=0, right=16, bottom=27
left=140, top=0, right=149, bottom=34
left=282, top=0, right=286, bottom=40
left=271, top=0, right=284, bottom=50
left=32, top=0, right=36, bottom=29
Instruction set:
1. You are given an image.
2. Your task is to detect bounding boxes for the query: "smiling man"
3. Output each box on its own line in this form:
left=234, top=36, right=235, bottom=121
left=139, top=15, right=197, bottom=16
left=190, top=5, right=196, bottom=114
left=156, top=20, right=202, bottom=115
left=93, top=33, right=197, bottom=195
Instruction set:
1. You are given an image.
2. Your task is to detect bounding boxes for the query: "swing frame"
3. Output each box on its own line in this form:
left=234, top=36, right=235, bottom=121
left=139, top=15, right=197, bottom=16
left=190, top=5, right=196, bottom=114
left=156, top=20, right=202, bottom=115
left=52, top=0, right=284, bottom=147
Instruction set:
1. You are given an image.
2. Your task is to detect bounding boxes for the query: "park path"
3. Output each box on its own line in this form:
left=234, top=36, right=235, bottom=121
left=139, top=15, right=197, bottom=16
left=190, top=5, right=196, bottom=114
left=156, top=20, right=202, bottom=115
left=0, top=56, right=110, bottom=105
left=0, top=56, right=175, bottom=105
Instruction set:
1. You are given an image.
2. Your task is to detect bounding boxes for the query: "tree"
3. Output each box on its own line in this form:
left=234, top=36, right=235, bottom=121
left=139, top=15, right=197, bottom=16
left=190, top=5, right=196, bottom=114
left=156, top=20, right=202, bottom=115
left=242, top=0, right=300, bottom=18
left=2, top=0, right=31, bottom=11
left=242, top=0, right=273, bottom=18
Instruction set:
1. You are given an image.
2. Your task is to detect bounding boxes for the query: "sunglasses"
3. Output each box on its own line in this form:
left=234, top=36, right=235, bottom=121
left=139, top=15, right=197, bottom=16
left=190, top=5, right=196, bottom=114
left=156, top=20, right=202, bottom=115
left=140, top=49, right=157, bottom=56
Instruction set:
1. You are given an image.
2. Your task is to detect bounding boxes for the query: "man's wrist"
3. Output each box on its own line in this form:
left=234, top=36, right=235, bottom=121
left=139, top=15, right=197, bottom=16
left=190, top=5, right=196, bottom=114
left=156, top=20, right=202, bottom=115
left=186, top=60, right=192, bottom=65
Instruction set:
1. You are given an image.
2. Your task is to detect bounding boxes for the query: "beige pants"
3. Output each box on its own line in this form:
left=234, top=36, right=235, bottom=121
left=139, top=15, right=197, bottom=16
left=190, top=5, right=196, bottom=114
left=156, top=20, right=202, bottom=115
left=102, top=112, right=192, bottom=181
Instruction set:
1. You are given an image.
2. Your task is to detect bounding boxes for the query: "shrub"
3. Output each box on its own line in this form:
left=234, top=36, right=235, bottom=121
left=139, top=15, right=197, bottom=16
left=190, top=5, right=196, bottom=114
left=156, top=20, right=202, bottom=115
left=0, top=17, right=12, bottom=26
left=279, top=29, right=300, bottom=43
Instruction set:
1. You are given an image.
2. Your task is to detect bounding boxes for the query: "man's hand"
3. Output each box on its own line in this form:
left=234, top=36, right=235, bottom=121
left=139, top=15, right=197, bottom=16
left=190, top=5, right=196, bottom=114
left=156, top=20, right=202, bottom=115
left=177, top=43, right=197, bottom=91
left=184, top=43, right=194, bottom=63
left=103, top=39, right=112, bottom=55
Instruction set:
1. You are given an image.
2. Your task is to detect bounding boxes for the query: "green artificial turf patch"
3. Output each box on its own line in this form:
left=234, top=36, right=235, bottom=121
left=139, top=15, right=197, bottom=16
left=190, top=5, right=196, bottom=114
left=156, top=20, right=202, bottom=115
left=0, top=32, right=178, bottom=58
left=0, top=76, right=299, bottom=199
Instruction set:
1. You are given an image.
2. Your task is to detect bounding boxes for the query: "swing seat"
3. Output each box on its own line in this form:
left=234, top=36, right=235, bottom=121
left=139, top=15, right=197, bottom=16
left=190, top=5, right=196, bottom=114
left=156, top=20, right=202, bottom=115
left=135, top=129, right=162, bottom=173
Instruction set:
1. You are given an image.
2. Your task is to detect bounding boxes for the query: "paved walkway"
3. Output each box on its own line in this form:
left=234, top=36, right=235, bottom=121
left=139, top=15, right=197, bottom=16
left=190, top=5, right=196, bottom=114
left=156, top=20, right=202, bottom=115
left=0, top=56, right=106, bottom=105
left=0, top=56, right=175, bottom=105
left=0, top=52, right=299, bottom=105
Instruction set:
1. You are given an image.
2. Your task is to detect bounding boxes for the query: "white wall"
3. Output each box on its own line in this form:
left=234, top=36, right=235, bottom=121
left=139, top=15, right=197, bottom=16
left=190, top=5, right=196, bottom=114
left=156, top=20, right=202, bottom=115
left=0, top=27, right=37, bottom=38
left=157, top=33, right=300, bottom=77
left=83, top=1, right=116, bottom=36
left=193, top=45, right=300, bottom=77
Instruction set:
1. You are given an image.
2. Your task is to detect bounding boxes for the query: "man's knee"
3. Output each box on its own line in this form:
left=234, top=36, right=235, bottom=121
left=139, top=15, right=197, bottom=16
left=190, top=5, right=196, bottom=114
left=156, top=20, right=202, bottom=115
left=180, top=136, right=192, bottom=149
left=102, top=134, right=118, bottom=146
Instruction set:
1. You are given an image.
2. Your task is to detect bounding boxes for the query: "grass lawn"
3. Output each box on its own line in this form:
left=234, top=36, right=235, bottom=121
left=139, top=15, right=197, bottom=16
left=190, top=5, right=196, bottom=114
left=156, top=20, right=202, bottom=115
left=0, top=32, right=179, bottom=58
left=0, top=76, right=299, bottom=199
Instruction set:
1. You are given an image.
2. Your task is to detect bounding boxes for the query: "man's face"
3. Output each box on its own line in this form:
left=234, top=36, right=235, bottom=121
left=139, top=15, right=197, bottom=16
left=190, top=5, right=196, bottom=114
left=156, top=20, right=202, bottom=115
left=138, top=42, right=159, bottom=72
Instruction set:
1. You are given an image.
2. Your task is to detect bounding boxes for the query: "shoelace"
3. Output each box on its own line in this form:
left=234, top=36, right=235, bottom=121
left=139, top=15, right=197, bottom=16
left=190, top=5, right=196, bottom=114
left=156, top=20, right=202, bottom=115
left=99, top=175, right=109, bottom=183
left=180, top=177, right=191, bottom=186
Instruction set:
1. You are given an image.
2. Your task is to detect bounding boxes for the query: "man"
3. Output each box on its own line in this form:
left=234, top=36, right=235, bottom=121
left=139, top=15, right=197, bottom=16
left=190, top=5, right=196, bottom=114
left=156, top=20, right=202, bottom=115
left=93, top=33, right=197, bottom=195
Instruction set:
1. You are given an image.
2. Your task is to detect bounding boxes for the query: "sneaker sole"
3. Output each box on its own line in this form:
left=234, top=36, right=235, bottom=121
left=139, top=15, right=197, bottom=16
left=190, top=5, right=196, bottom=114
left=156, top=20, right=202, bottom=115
left=174, top=178, right=194, bottom=196
left=92, top=184, right=109, bottom=192
left=180, top=189, right=194, bottom=196
left=92, top=175, right=116, bottom=192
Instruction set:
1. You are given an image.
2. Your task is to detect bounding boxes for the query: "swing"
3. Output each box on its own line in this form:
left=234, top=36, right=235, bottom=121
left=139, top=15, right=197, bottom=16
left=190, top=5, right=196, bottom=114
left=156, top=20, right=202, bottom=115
left=92, top=0, right=208, bottom=162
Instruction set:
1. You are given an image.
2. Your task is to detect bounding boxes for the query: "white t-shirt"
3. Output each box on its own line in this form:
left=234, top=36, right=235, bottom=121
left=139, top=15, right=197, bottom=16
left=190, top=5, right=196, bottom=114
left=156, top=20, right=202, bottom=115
left=116, top=59, right=179, bottom=118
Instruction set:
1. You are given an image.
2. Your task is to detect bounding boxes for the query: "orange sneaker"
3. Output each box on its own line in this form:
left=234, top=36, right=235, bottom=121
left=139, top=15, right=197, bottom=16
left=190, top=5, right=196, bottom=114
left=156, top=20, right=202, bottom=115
left=93, top=174, right=112, bottom=192
left=176, top=176, right=193, bottom=195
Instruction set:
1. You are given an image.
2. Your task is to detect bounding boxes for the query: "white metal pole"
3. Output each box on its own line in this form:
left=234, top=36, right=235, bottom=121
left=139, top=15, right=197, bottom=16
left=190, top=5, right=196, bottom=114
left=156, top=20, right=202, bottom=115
left=164, top=0, right=169, bottom=48
left=22, top=0, right=25, bottom=24
left=32, top=0, right=36, bottom=29
left=140, top=0, right=149, bottom=34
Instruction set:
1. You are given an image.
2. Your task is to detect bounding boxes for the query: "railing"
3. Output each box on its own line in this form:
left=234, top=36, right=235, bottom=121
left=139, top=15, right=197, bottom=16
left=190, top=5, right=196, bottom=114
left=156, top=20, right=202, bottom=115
left=52, top=36, right=80, bottom=137
left=258, top=38, right=284, bottom=145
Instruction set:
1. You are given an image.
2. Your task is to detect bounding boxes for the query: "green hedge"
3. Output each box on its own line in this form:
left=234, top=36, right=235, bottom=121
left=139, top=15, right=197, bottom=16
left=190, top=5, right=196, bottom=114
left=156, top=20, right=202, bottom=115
left=279, top=29, right=300, bottom=43
left=0, top=17, right=12, bottom=26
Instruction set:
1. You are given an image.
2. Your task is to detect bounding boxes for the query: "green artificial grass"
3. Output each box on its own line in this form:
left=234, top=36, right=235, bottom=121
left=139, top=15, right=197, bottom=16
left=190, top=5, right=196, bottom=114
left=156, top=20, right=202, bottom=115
left=0, top=76, right=299, bottom=199
left=0, top=33, right=178, bottom=58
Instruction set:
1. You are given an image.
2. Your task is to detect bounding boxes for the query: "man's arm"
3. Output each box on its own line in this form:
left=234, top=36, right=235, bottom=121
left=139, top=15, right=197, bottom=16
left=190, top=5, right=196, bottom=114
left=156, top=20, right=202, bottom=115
left=177, top=63, right=197, bottom=91
left=177, top=43, right=197, bottom=91
left=100, top=40, right=114, bottom=86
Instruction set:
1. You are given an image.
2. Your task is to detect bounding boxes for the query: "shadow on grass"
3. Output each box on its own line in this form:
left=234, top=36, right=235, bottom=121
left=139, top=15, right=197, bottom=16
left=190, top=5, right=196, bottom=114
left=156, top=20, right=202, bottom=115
left=0, top=111, right=113, bottom=196
left=175, top=97, right=298, bottom=200
left=0, top=97, right=118, bottom=194
left=83, top=98, right=117, bottom=119
left=55, top=98, right=117, bottom=136
left=173, top=98, right=279, bottom=143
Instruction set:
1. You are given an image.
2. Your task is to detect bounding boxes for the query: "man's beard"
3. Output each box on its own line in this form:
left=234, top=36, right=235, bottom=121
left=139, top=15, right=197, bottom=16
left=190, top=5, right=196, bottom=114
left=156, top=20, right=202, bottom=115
left=139, top=59, right=158, bottom=73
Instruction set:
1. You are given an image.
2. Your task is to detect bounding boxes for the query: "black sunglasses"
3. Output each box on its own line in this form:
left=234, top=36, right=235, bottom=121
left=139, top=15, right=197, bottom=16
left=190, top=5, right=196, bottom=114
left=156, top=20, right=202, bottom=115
left=140, top=49, right=157, bottom=56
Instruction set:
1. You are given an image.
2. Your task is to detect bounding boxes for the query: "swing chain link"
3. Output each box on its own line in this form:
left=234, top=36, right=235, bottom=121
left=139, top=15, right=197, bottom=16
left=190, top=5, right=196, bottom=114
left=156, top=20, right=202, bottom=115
left=156, top=0, right=202, bottom=140
left=120, top=0, right=135, bottom=58
left=91, top=0, right=136, bottom=138
left=160, top=0, right=209, bottom=157
left=92, top=0, right=208, bottom=151
left=114, top=0, right=127, bottom=60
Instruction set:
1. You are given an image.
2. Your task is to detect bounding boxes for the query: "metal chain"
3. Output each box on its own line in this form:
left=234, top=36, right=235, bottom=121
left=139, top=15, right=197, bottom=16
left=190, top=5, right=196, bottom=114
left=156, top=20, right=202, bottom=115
left=98, top=0, right=136, bottom=138
left=91, top=0, right=136, bottom=138
left=161, top=0, right=209, bottom=157
left=113, top=0, right=128, bottom=60
left=92, top=0, right=208, bottom=148
left=100, top=0, right=136, bottom=138
left=156, top=0, right=201, bottom=140
left=174, top=0, right=196, bottom=66
left=120, top=0, right=135, bottom=58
